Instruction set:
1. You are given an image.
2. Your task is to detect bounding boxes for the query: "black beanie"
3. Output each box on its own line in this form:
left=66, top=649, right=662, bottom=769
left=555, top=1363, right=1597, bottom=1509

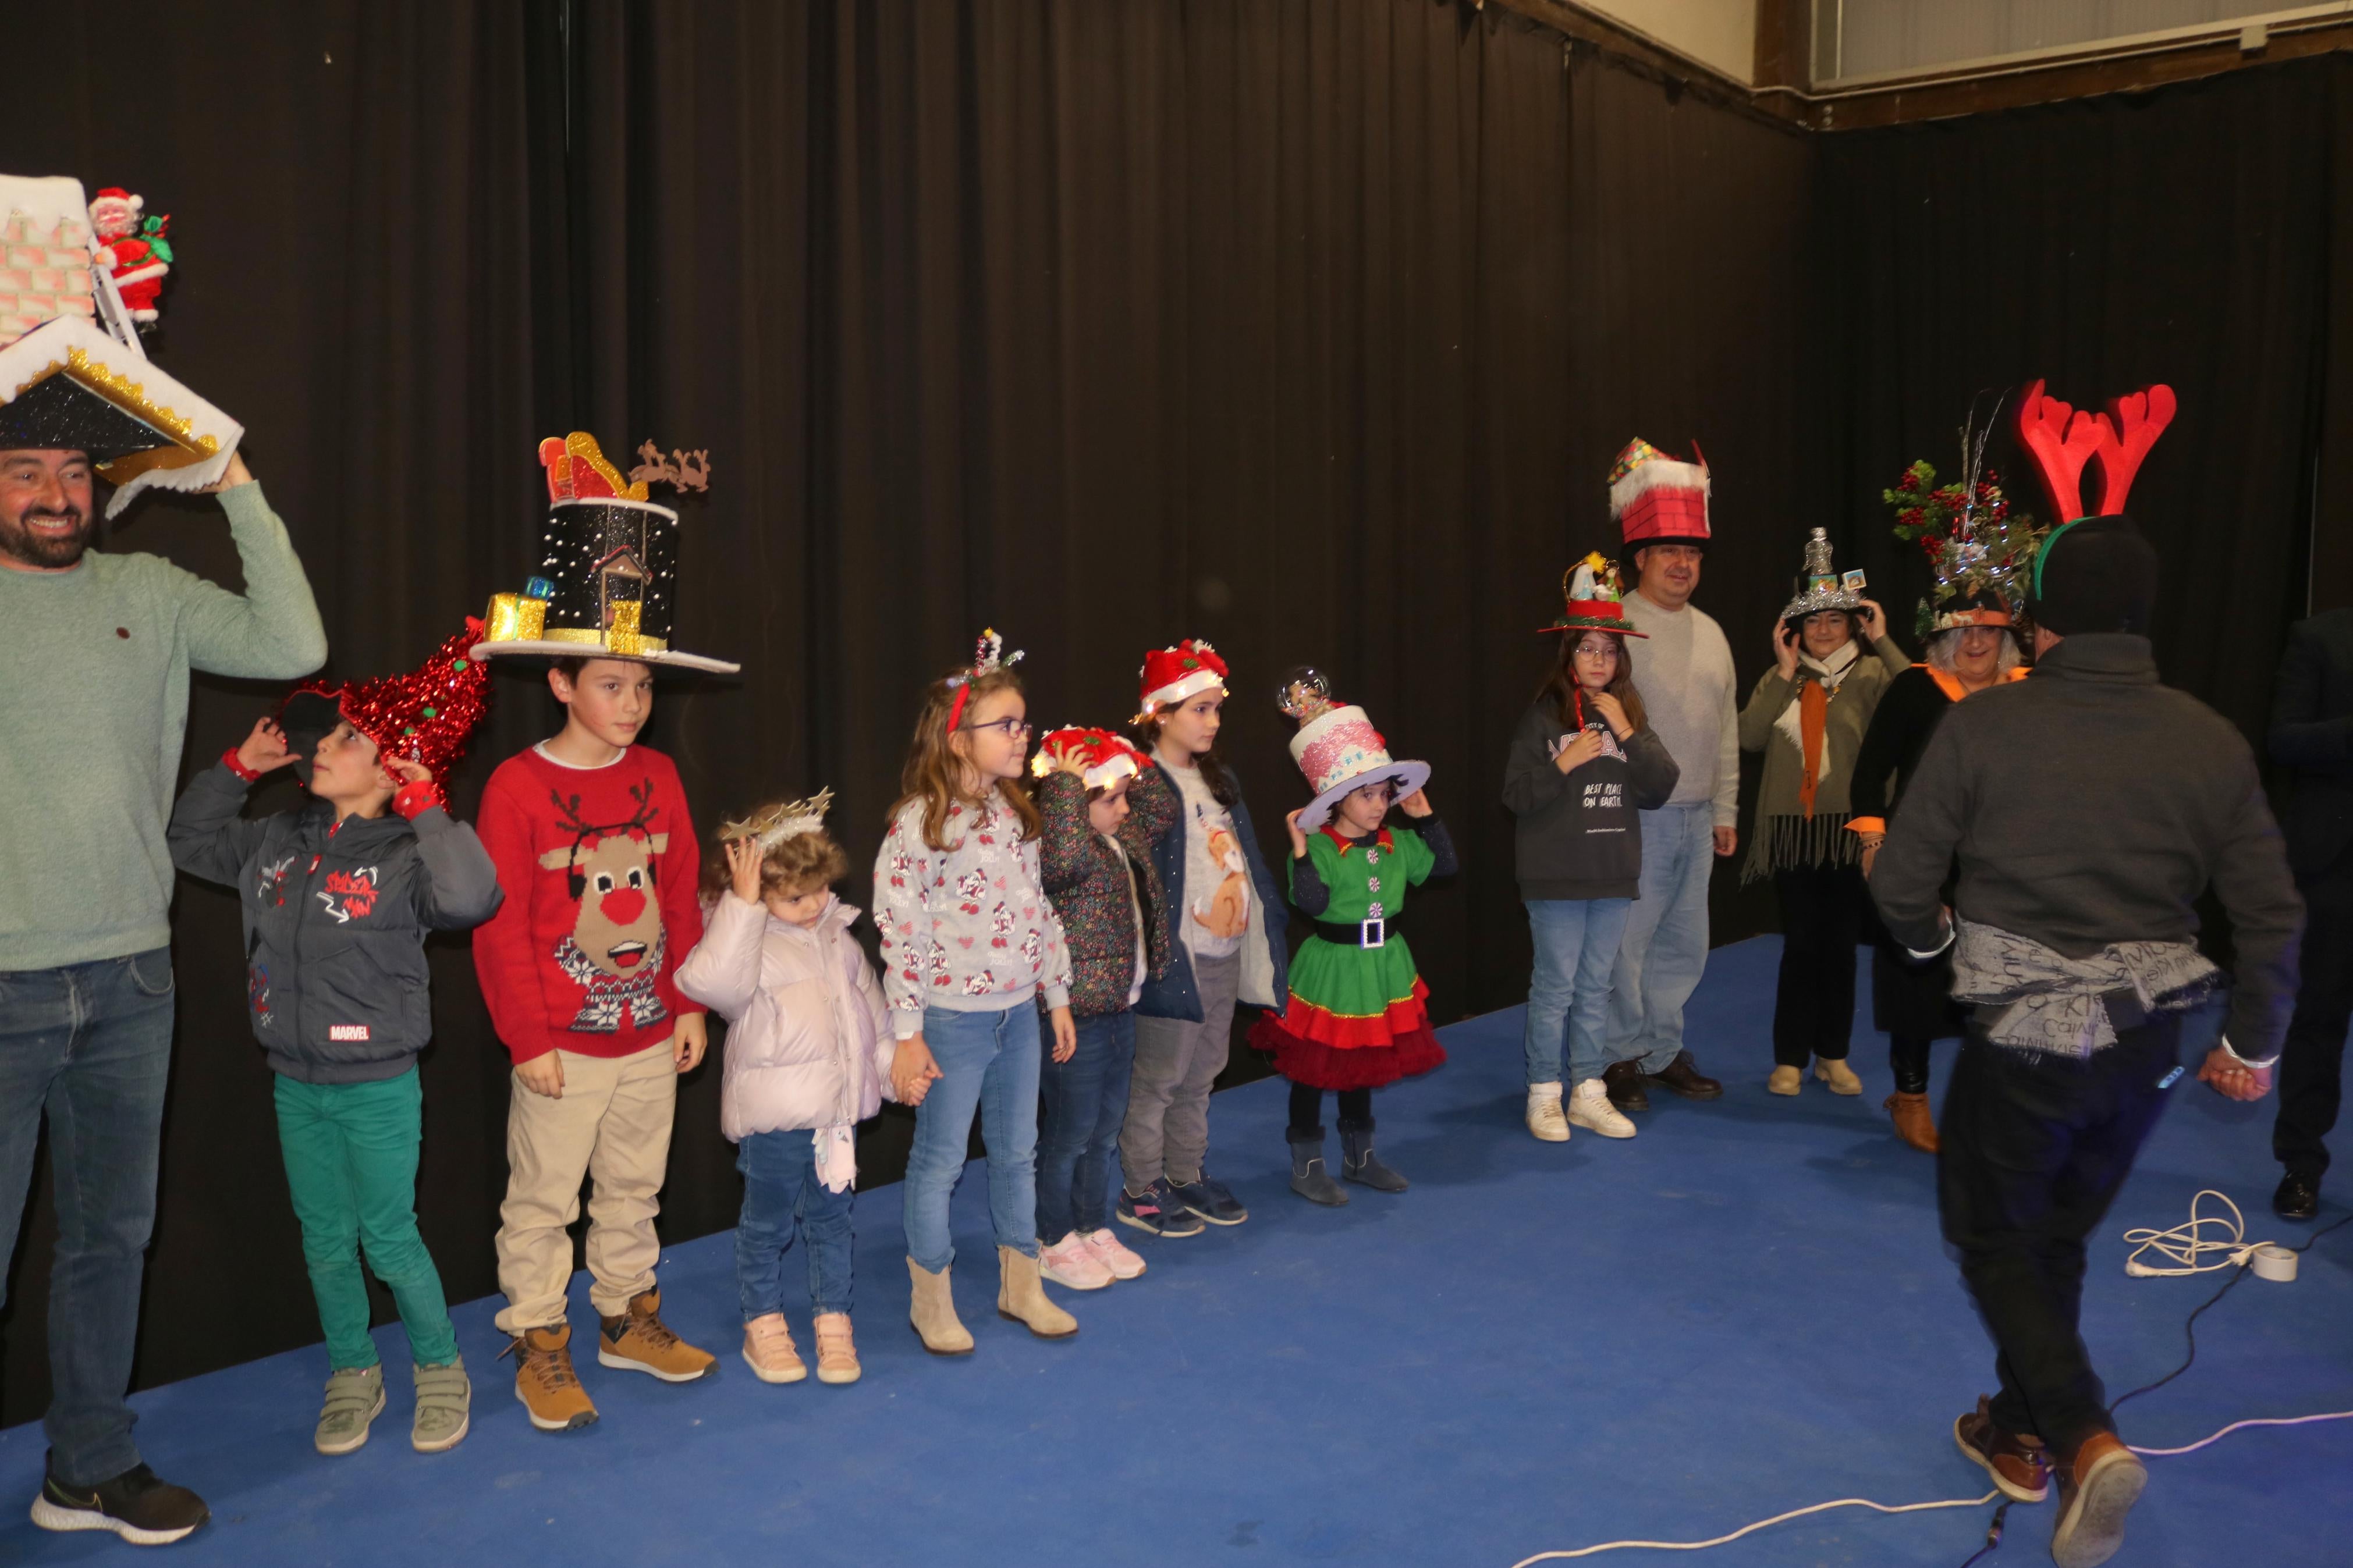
left=2025, top=515, right=2158, bottom=636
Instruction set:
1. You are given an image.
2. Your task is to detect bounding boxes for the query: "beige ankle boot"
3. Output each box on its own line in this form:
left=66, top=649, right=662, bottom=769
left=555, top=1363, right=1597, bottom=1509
left=1767, top=1064, right=1804, bottom=1096
left=907, top=1257, right=974, bottom=1355
left=812, top=1312, right=861, bottom=1384
left=1814, top=1057, right=1863, bottom=1096
left=995, top=1245, right=1078, bottom=1339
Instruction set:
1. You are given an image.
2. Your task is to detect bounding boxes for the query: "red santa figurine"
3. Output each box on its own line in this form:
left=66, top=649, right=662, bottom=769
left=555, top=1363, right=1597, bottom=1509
left=88, top=186, right=172, bottom=325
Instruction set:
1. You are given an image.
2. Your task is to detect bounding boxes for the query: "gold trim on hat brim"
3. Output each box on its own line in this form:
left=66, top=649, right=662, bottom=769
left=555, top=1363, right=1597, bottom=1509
left=12, top=352, right=223, bottom=478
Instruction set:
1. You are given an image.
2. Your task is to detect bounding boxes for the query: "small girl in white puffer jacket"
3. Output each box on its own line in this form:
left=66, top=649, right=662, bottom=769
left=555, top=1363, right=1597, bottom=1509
left=676, top=791, right=893, bottom=1387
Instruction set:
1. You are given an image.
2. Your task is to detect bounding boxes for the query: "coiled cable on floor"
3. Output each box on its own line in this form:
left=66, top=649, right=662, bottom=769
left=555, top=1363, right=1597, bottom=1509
left=2120, top=1189, right=2269, bottom=1277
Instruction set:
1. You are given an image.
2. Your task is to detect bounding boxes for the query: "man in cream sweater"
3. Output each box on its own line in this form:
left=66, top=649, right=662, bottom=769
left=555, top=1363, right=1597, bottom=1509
left=1598, top=440, right=1734, bottom=1110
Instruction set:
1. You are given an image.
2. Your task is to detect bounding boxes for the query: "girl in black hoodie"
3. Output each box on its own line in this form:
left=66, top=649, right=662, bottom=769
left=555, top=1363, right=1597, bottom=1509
left=1503, top=561, right=1679, bottom=1143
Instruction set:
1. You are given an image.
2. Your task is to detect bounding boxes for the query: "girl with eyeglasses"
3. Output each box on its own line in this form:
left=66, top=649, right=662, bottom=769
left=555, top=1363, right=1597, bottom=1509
left=872, top=631, right=1080, bottom=1356
left=1504, top=559, right=1681, bottom=1144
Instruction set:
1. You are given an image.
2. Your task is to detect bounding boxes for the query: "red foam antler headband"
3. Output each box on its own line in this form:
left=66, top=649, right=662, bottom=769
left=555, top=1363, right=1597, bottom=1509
left=2014, top=380, right=2175, bottom=522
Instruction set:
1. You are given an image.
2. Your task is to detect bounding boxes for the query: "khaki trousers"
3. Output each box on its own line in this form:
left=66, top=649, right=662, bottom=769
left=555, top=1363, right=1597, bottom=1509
left=494, top=1040, right=677, bottom=1334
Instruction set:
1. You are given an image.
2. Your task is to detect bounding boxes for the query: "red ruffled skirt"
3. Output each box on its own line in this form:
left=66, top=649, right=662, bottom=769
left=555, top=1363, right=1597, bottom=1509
left=1247, top=977, right=1448, bottom=1090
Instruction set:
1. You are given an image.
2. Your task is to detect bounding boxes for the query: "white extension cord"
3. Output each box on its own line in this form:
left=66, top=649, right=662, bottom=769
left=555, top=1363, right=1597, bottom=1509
left=2121, top=1189, right=2276, bottom=1277
left=1509, top=1190, right=2349, bottom=1561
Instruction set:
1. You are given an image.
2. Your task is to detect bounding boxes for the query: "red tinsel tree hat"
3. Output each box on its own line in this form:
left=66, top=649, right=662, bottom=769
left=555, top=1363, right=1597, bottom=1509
left=1030, top=726, right=1148, bottom=791
left=1137, top=638, right=1229, bottom=720
left=278, top=620, right=494, bottom=786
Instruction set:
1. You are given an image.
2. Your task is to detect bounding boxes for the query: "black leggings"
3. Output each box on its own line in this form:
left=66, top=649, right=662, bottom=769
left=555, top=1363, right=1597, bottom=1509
left=1890, top=1033, right=1935, bottom=1095
left=1772, top=863, right=1866, bottom=1068
left=1288, top=1082, right=1373, bottom=1136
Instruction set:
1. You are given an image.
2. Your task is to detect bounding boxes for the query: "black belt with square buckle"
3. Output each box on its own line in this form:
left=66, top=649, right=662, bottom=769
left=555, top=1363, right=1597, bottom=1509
left=1315, top=916, right=1390, bottom=949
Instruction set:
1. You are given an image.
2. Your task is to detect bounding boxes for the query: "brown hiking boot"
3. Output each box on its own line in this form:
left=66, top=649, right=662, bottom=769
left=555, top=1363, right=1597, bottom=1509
left=1887, top=1091, right=1939, bottom=1153
left=1645, top=1050, right=1723, bottom=1101
left=598, top=1288, right=717, bottom=1383
left=2052, top=1431, right=2146, bottom=1568
left=1953, top=1396, right=2049, bottom=1502
left=505, top=1324, right=598, bottom=1432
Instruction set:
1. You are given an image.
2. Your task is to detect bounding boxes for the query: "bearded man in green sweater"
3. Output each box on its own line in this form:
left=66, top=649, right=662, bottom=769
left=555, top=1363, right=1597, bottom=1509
left=0, top=316, right=326, bottom=1545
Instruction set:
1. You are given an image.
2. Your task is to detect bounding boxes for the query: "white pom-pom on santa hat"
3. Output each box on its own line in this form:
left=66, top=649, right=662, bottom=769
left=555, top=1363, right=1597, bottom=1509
left=90, top=187, right=143, bottom=213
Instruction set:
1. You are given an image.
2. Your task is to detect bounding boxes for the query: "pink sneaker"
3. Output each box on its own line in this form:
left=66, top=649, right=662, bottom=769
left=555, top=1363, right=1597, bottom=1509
left=1038, top=1231, right=1115, bottom=1290
left=741, top=1313, right=806, bottom=1384
left=1081, top=1226, right=1147, bottom=1281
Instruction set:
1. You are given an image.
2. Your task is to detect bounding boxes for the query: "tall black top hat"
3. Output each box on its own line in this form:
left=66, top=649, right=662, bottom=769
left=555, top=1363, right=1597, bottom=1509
left=470, top=432, right=739, bottom=673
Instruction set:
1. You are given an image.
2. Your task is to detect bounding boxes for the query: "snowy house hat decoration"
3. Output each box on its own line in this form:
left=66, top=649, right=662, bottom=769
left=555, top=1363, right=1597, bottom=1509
left=1287, top=698, right=1430, bottom=833
left=1776, top=528, right=1866, bottom=627
left=472, top=432, right=739, bottom=673
left=1538, top=553, right=1647, bottom=638
left=1610, top=438, right=1711, bottom=551
left=279, top=621, right=495, bottom=787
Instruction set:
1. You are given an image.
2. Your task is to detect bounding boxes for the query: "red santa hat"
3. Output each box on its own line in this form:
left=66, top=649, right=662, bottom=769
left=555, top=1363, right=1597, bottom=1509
left=1137, top=638, right=1229, bottom=717
left=89, top=187, right=142, bottom=211
left=1610, top=438, right=1712, bottom=551
left=1030, top=726, right=1148, bottom=792
left=278, top=619, right=494, bottom=785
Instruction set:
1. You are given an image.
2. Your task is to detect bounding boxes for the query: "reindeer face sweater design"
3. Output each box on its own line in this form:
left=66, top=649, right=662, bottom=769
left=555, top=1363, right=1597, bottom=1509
left=872, top=794, right=1073, bottom=1039
left=471, top=745, right=707, bottom=1064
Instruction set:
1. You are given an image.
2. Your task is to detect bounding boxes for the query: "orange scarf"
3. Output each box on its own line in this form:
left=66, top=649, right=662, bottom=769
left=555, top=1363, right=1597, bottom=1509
left=1797, top=679, right=1828, bottom=820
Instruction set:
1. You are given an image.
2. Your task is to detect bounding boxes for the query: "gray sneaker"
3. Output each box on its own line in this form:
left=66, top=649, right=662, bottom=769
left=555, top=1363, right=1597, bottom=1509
left=315, top=1364, right=386, bottom=1456
left=411, top=1357, right=471, bottom=1453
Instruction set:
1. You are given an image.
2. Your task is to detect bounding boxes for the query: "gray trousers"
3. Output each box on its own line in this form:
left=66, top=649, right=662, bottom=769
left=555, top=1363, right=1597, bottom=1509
left=1120, top=950, right=1240, bottom=1190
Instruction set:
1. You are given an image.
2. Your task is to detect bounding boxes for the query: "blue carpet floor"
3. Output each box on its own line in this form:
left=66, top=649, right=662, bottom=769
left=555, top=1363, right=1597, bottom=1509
left=5, top=935, right=2348, bottom=1566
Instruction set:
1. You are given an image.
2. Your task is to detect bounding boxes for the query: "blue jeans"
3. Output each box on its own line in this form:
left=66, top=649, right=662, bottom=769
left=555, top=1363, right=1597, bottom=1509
left=0, top=951, right=176, bottom=1488
left=1608, top=802, right=1716, bottom=1073
left=902, top=1004, right=1042, bottom=1274
left=735, top=1128, right=856, bottom=1319
left=1524, top=898, right=1632, bottom=1086
left=1036, top=1009, right=1136, bottom=1242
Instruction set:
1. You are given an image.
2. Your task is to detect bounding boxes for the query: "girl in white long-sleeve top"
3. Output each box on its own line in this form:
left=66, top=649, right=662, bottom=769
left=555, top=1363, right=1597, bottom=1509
left=676, top=790, right=892, bottom=1388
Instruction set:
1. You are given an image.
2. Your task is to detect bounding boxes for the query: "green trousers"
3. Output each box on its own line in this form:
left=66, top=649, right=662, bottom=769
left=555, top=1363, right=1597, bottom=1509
left=273, top=1069, right=459, bottom=1370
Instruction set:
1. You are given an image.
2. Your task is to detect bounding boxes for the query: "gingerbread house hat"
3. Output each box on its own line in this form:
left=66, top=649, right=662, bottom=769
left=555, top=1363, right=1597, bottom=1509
left=471, top=432, right=739, bottom=673
left=278, top=620, right=494, bottom=787
left=1, top=173, right=239, bottom=517
left=1137, top=638, right=1229, bottom=720
left=1030, top=727, right=1149, bottom=792
left=1610, top=438, right=1711, bottom=552
left=1776, top=527, right=1865, bottom=626
left=1287, top=698, right=1430, bottom=833
left=1538, top=552, right=1647, bottom=638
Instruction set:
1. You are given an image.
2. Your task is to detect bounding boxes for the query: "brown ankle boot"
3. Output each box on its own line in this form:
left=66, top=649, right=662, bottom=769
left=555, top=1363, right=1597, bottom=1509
left=812, top=1312, right=861, bottom=1384
left=1887, top=1091, right=1938, bottom=1153
left=597, top=1288, right=716, bottom=1383
left=2052, top=1431, right=2146, bottom=1568
left=505, top=1324, right=598, bottom=1432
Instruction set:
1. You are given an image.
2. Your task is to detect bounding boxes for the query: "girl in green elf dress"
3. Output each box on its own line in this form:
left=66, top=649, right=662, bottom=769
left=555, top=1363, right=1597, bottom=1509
left=1249, top=673, right=1456, bottom=1204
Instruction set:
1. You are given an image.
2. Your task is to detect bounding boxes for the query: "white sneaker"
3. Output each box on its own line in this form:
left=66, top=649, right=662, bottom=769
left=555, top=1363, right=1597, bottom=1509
left=1567, top=1079, right=1637, bottom=1139
left=1038, top=1231, right=1115, bottom=1290
left=1526, top=1083, right=1571, bottom=1143
left=1081, top=1226, right=1147, bottom=1281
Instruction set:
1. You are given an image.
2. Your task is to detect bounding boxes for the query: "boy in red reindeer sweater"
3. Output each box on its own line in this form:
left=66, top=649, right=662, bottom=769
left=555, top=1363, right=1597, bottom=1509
left=469, top=430, right=743, bottom=1432
left=472, top=655, right=714, bottom=1430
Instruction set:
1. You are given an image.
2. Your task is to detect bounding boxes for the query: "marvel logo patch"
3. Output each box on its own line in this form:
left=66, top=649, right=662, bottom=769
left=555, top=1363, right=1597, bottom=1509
left=328, top=1025, right=372, bottom=1042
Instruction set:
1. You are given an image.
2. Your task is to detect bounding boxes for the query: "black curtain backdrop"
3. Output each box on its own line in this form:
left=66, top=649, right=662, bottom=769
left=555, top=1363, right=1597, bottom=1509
left=1, top=3, right=2344, bottom=1423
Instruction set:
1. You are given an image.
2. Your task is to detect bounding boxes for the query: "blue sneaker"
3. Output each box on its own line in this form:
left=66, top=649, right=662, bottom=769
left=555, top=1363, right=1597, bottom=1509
left=1167, top=1172, right=1248, bottom=1226
left=1116, top=1180, right=1204, bottom=1238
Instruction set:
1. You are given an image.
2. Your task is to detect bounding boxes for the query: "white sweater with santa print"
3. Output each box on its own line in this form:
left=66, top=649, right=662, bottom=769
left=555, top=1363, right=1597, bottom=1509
left=873, top=793, right=1074, bottom=1039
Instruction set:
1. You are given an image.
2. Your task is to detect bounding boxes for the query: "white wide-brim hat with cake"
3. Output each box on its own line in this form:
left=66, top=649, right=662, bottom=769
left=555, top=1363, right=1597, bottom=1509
left=1289, top=704, right=1429, bottom=833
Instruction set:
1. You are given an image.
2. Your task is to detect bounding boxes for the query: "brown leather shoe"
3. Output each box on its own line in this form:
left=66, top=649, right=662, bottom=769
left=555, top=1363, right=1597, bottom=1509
left=1600, top=1059, right=1650, bottom=1112
left=1953, top=1396, right=2049, bottom=1503
left=1644, top=1050, right=1722, bottom=1101
left=1887, top=1091, right=1939, bottom=1153
left=2052, top=1431, right=2146, bottom=1568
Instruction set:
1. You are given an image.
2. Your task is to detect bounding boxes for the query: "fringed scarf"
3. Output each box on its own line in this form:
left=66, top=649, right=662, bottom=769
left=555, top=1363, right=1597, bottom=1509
left=1772, top=639, right=1861, bottom=819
